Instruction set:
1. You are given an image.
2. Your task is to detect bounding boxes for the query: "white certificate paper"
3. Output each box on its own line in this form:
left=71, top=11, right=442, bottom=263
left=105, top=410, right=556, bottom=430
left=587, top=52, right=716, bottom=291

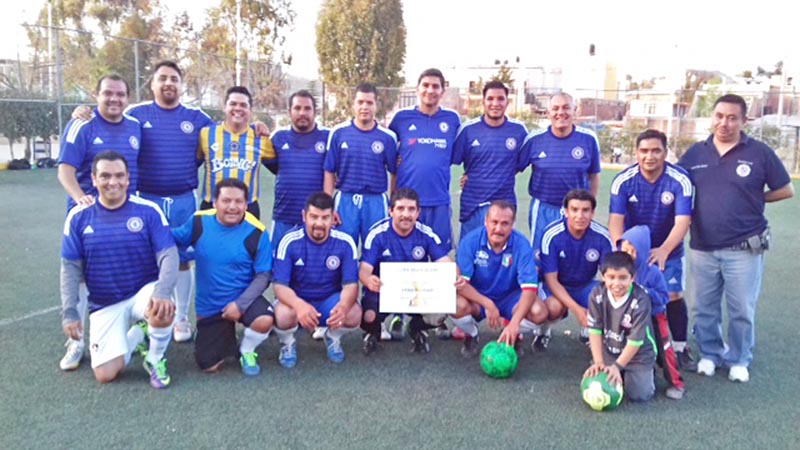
left=378, top=262, right=456, bottom=314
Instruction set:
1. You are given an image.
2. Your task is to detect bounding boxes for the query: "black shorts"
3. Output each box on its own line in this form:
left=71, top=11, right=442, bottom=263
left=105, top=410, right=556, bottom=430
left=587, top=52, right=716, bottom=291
left=199, top=200, right=260, bottom=220
left=194, top=297, right=274, bottom=370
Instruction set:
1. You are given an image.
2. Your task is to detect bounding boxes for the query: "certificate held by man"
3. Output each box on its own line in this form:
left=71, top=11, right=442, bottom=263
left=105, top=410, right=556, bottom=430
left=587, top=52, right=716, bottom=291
left=379, top=262, right=457, bottom=314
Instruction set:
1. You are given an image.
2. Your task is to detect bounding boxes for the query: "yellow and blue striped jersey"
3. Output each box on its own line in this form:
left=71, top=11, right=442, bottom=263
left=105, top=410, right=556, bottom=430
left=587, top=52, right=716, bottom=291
left=197, top=124, right=276, bottom=203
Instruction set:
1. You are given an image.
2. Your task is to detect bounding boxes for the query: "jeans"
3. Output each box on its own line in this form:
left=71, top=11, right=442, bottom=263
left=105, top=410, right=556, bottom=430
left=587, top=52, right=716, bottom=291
left=689, top=248, right=764, bottom=367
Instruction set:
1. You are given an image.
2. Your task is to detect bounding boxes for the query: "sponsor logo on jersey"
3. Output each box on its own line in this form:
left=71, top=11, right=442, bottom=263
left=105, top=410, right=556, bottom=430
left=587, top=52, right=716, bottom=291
left=621, top=313, right=632, bottom=329
left=82, top=225, right=94, bottom=235
left=211, top=157, right=257, bottom=173
left=127, top=217, right=144, bottom=233
left=538, top=151, right=547, bottom=158
left=408, top=124, right=417, bottom=131
left=180, top=121, right=194, bottom=134
left=409, top=137, right=448, bottom=149
left=439, top=122, right=449, bottom=133
left=559, top=250, right=566, bottom=258
left=412, top=246, right=426, bottom=260
left=471, top=139, right=480, bottom=147
left=628, top=194, right=639, bottom=203
left=571, top=146, right=585, bottom=159
left=475, top=250, right=489, bottom=267
left=142, top=121, right=153, bottom=128
left=281, top=143, right=290, bottom=150
left=371, top=141, right=384, bottom=154
left=294, top=258, right=305, bottom=266
left=341, top=142, right=349, bottom=149
left=736, top=163, right=751, bottom=177
left=326, top=255, right=340, bottom=270
left=382, top=249, right=392, bottom=257
left=502, top=254, right=513, bottom=268
left=129, top=136, right=140, bottom=150
left=585, top=248, right=600, bottom=262
left=505, top=137, right=517, bottom=150
left=93, top=137, right=104, bottom=145
left=315, top=141, right=326, bottom=153
left=660, top=191, right=675, bottom=205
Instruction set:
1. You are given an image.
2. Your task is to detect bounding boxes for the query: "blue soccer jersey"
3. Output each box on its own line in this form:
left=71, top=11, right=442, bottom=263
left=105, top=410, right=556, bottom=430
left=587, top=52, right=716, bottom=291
left=323, top=120, right=397, bottom=195
left=452, top=116, right=528, bottom=222
left=520, top=126, right=601, bottom=206
left=609, top=162, right=693, bottom=258
left=273, top=227, right=359, bottom=303
left=61, top=195, right=175, bottom=312
left=269, top=125, right=330, bottom=224
left=58, top=110, right=142, bottom=209
left=456, top=227, right=538, bottom=300
left=172, top=210, right=273, bottom=318
left=389, top=107, right=461, bottom=207
left=126, top=101, right=213, bottom=196
left=540, top=218, right=613, bottom=288
left=361, top=218, right=449, bottom=278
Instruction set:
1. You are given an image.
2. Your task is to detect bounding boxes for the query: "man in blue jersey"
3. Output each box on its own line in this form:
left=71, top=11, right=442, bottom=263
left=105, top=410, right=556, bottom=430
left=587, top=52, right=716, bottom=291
left=60, top=151, right=178, bottom=389
left=323, top=83, right=398, bottom=246
left=172, top=179, right=274, bottom=376
left=608, top=129, right=696, bottom=370
left=268, top=90, right=329, bottom=248
left=389, top=68, right=461, bottom=251
left=452, top=201, right=546, bottom=357
left=359, top=188, right=462, bottom=355
left=272, top=192, right=361, bottom=366
left=520, top=93, right=601, bottom=256
left=536, top=189, right=613, bottom=348
left=197, top=86, right=276, bottom=219
left=679, top=94, right=794, bottom=382
left=453, top=81, right=528, bottom=239
left=56, top=74, right=142, bottom=370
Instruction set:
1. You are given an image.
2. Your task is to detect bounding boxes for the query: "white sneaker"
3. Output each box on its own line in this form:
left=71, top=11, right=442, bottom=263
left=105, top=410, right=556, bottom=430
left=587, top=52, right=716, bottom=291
left=312, top=327, right=327, bottom=340
left=173, top=319, right=193, bottom=342
left=697, top=358, right=716, bottom=376
left=380, top=323, right=392, bottom=341
left=728, top=365, right=750, bottom=382
left=59, top=339, right=84, bottom=371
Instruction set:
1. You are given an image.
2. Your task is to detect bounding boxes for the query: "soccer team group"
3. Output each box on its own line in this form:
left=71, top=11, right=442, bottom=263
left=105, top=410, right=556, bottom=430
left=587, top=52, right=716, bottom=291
left=55, top=61, right=794, bottom=404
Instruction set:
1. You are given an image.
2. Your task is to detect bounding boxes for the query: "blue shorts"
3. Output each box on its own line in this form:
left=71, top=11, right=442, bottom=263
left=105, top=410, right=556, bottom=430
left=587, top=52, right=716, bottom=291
left=662, top=255, right=685, bottom=294
left=334, top=192, right=388, bottom=246
left=539, top=280, right=599, bottom=309
left=271, top=220, right=299, bottom=251
left=459, top=204, right=490, bottom=242
left=419, top=204, right=453, bottom=251
left=139, top=190, right=197, bottom=263
left=479, top=290, right=521, bottom=321
left=309, top=292, right=342, bottom=326
left=529, top=198, right=563, bottom=260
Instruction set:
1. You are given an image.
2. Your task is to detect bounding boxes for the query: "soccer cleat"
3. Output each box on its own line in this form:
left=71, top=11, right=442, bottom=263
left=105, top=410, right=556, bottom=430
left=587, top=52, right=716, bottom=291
left=312, top=327, right=326, bottom=340
left=532, top=327, right=552, bottom=351
left=380, top=322, right=392, bottom=341
left=697, top=358, right=716, bottom=376
left=435, top=323, right=451, bottom=340
left=450, top=327, right=466, bottom=340
left=389, top=315, right=406, bottom=341
left=665, top=387, right=685, bottom=400
left=676, top=348, right=698, bottom=372
left=728, top=365, right=749, bottom=383
left=240, top=352, right=261, bottom=376
left=173, top=318, right=193, bottom=343
left=460, top=333, right=480, bottom=358
left=362, top=333, right=379, bottom=356
left=133, top=320, right=149, bottom=358
left=579, top=327, right=590, bottom=346
left=59, top=339, right=85, bottom=371
left=279, top=342, right=297, bottom=368
left=410, top=330, right=430, bottom=353
left=323, top=330, right=345, bottom=363
left=144, top=358, right=172, bottom=389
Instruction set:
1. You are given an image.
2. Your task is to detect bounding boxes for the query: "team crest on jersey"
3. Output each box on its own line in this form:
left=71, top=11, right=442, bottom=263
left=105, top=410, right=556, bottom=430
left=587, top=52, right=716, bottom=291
left=439, top=122, right=449, bottom=133
left=505, top=137, right=517, bottom=150
left=230, top=141, right=240, bottom=152
left=326, top=255, right=341, bottom=270
left=475, top=250, right=489, bottom=267
left=315, top=141, right=326, bottom=153
left=127, top=217, right=144, bottom=233
left=412, top=246, right=426, bottom=260
left=129, top=136, right=139, bottom=150
left=571, top=146, right=585, bottom=159
left=502, top=254, right=513, bottom=268
left=736, top=163, right=751, bottom=177
left=180, top=121, right=194, bottom=134
left=660, top=191, right=675, bottom=205
left=371, top=141, right=385, bottom=154
left=621, top=313, right=632, bottom=329
left=585, top=248, right=600, bottom=262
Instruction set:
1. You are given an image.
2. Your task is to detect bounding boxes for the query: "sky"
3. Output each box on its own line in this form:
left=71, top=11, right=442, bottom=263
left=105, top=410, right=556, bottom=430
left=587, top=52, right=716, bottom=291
left=2, top=0, right=797, bottom=89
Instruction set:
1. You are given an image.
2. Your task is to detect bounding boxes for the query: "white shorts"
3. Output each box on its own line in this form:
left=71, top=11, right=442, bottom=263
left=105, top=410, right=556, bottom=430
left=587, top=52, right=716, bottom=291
left=88, top=282, right=155, bottom=368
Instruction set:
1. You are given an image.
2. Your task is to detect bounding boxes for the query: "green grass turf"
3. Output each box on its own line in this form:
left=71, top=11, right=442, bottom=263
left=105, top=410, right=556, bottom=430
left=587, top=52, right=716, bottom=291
left=0, top=168, right=798, bottom=449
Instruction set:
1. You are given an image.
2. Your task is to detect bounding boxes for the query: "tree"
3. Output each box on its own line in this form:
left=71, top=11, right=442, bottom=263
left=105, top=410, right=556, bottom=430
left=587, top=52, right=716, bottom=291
left=316, top=0, right=406, bottom=124
left=490, top=63, right=515, bottom=90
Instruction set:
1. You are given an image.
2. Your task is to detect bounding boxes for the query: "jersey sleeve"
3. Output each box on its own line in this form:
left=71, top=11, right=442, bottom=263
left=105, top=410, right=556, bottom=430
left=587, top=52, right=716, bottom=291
left=764, top=144, right=792, bottom=190
left=608, top=174, right=628, bottom=215
left=254, top=230, right=273, bottom=274
left=60, top=209, right=85, bottom=261
left=517, top=134, right=533, bottom=172
left=586, top=283, right=604, bottom=331
left=626, top=291, right=653, bottom=346
left=272, top=239, right=294, bottom=285
left=197, top=127, right=210, bottom=161
left=58, top=119, right=88, bottom=168
left=258, top=135, right=276, bottom=162
left=147, top=207, right=176, bottom=254
left=514, top=239, right=538, bottom=289
left=455, top=237, right=475, bottom=281
left=383, top=132, right=399, bottom=174
left=451, top=125, right=468, bottom=165
left=540, top=234, right=559, bottom=275
left=588, top=133, right=602, bottom=174
left=428, top=234, right=449, bottom=261
left=341, top=240, right=359, bottom=284
left=171, top=214, right=195, bottom=247
left=323, top=129, right=340, bottom=173
left=360, top=233, right=381, bottom=267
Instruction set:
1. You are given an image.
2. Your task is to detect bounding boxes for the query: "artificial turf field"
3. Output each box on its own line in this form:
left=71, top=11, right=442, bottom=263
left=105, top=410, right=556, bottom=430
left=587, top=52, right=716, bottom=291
left=0, top=167, right=798, bottom=450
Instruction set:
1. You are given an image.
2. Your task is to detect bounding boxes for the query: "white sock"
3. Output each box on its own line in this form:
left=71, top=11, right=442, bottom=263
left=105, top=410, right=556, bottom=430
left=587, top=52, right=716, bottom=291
left=146, top=325, right=172, bottom=365
left=274, top=326, right=298, bottom=347
left=326, top=327, right=356, bottom=342
left=124, top=325, right=145, bottom=365
left=76, top=283, right=89, bottom=342
left=174, top=269, right=194, bottom=322
left=449, top=315, right=479, bottom=338
left=673, top=341, right=686, bottom=353
left=519, top=319, right=539, bottom=335
left=240, top=327, right=270, bottom=354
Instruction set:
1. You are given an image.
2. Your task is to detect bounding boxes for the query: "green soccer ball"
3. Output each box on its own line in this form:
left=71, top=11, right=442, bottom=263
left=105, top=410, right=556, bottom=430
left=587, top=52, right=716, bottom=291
left=480, top=341, right=518, bottom=379
left=580, top=371, right=624, bottom=411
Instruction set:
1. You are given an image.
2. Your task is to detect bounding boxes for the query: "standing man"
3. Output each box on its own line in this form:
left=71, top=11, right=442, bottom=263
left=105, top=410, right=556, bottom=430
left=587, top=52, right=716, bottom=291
left=389, top=68, right=461, bottom=250
left=323, top=83, right=398, bottom=245
left=452, top=81, right=529, bottom=238
left=678, top=94, right=793, bottom=382
left=268, top=90, right=330, bottom=248
left=520, top=93, right=601, bottom=254
left=452, top=201, right=546, bottom=357
left=197, top=86, right=276, bottom=219
left=536, top=189, right=613, bottom=348
left=272, top=192, right=362, bottom=366
left=56, top=74, right=142, bottom=370
left=61, top=151, right=178, bottom=388
left=608, top=129, right=696, bottom=369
